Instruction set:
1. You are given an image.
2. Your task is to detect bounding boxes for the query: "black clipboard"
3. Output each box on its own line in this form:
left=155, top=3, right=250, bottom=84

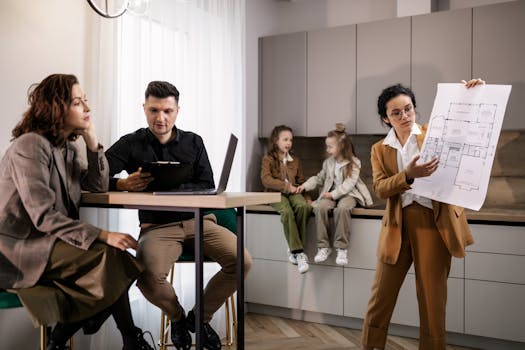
left=141, top=161, right=193, bottom=191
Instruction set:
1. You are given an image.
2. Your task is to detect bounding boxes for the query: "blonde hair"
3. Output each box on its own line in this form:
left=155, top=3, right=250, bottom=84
left=327, top=123, right=355, bottom=173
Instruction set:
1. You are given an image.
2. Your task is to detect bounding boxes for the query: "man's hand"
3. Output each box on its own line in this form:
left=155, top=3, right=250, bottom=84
left=98, top=230, right=138, bottom=251
left=116, top=167, right=154, bottom=191
left=405, top=155, right=439, bottom=181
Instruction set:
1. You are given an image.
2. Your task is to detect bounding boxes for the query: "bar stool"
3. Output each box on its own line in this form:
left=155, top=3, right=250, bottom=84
left=158, top=264, right=237, bottom=350
left=158, top=209, right=238, bottom=350
left=0, top=289, right=74, bottom=350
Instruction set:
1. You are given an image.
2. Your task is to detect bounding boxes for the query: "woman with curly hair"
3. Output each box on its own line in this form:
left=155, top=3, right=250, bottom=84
left=361, top=79, right=484, bottom=350
left=0, top=74, right=153, bottom=350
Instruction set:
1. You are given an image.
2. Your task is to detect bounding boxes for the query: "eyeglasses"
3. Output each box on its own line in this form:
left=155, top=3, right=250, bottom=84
left=388, top=104, right=414, bottom=120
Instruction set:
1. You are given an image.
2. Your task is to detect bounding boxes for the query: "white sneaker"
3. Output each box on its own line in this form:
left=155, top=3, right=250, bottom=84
left=287, top=250, right=297, bottom=265
left=314, top=248, right=332, bottom=263
left=295, top=252, right=309, bottom=273
left=336, top=249, right=348, bottom=265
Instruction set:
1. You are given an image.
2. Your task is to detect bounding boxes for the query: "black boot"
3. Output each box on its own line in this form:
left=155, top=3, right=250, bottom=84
left=122, top=327, right=154, bottom=350
left=171, top=312, right=192, bottom=350
left=186, top=310, right=221, bottom=350
left=46, top=339, right=70, bottom=350
left=47, top=322, right=81, bottom=350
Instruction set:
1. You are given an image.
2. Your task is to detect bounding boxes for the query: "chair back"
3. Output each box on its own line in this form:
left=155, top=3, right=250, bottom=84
left=178, top=208, right=237, bottom=261
left=0, top=291, right=23, bottom=309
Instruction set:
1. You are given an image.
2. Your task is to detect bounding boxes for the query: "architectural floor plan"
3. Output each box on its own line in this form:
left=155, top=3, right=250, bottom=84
left=411, top=84, right=511, bottom=210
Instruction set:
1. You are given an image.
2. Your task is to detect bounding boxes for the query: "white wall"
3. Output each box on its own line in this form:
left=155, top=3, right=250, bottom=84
left=0, top=2, right=99, bottom=349
left=0, top=0, right=94, bottom=155
left=244, top=0, right=517, bottom=190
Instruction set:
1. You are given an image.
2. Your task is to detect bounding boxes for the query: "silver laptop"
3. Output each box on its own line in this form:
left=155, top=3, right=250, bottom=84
left=153, top=133, right=237, bottom=195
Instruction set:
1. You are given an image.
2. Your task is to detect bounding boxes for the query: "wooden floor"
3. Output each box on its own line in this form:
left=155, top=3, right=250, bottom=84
left=240, top=313, right=478, bottom=350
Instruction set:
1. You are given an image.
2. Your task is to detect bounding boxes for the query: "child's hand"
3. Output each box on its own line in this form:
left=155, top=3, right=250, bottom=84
left=288, top=184, right=297, bottom=193
left=296, top=185, right=305, bottom=193
left=322, top=192, right=333, bottom=199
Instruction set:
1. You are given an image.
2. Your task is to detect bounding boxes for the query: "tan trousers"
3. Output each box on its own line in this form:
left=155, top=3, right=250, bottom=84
left=312, top=196, right=356, bottom=249
left=136, top=215, right=252, bottom=323
left=361, top=203, right=452, bottom=350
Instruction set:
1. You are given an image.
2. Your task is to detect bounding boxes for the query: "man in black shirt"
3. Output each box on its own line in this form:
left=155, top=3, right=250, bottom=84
left=106, top=81, right=252, bottom=350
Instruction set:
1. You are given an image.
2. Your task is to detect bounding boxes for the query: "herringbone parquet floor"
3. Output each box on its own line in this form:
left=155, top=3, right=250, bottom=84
left=242, top=313, right=478, bottom=350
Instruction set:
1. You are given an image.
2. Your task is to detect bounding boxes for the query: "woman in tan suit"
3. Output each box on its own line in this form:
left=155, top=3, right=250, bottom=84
left=0, top=74, right=153, bottom=350
left=361, top=79, right=484, bottom=350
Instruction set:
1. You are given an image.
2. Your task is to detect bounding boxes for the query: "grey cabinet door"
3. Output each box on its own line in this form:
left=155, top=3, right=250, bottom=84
left=473, top=1, right=525, bottom=130
left=260, top=32, right=307, bottom=137
left=307, top=25, right=356, bottom=136
left=356, top=17, right=411, bottom=134
left=412, top=9, right=472, bottom=125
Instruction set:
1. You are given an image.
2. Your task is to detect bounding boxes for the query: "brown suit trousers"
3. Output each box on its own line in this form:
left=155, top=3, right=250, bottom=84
left=361, top=203, right=452, bottom=350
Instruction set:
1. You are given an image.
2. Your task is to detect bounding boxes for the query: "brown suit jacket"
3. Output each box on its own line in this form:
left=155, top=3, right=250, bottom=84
left=371, top=125, right=474, bottom=265
left=0, top=133, right=108, bottom=288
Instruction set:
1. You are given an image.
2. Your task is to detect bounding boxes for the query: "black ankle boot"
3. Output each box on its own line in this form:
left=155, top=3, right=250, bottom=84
left=171, top=312, right=192, bottom=350
left=186, top=310, right=221, bottom=350
left=122, top=327, right=154, bottom=350
left=46, top=339, right=70, bottom=350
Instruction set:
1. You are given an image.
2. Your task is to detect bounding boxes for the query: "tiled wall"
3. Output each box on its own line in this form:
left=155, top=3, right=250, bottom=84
left=253, top=130, right=525, bottom=210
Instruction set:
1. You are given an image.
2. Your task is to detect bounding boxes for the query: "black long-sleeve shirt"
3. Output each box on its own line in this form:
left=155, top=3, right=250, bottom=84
left=105, top=127, right=214, bottom=224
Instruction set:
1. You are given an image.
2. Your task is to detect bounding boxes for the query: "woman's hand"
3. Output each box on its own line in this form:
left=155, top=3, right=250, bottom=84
left=405, top=155, right=439, bottom=180
left=296, top=185, right=305, bottom=193
left=98, top=230, right=138, bottom=251
left=461, top=78, right=485, bottom=88
left=116, top=167, right=154, bottom=192
left=76, top=121, right=99, bottom=152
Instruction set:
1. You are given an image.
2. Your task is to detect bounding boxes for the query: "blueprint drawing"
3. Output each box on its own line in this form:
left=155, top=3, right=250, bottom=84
left=410, top=84, right=511, bottom=210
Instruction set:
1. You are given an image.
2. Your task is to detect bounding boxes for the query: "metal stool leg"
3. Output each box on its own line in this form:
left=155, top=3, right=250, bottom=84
left=159, top=310, right=168, bottom=350
left=224, top=294, right=237, bottom=348
left=230, top=295, right=237, bottom=347
left=41, top=325, right=74, bottom=350
left=225, top=297, right=232, bottom=347
left=159, top=264, right=175, bottom=350
left=40, top=325, right=47, bottom=350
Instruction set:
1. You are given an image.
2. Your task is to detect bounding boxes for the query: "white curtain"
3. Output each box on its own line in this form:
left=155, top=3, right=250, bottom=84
left=115, top=0, right=245, bottom=185
left=82, top=1, right=245, bottom=348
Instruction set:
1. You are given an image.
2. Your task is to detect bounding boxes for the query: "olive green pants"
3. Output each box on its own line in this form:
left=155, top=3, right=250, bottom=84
left=271, top=194, right=312, bottom=251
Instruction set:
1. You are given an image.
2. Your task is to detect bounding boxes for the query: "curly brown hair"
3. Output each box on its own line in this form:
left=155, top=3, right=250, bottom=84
left=12, top=74, right=80, bottom=146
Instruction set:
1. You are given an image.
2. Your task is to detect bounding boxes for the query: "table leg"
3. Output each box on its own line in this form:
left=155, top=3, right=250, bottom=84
left=236, top=206, right=245, bottom=349
left=194, top=209, right=204, bottom=350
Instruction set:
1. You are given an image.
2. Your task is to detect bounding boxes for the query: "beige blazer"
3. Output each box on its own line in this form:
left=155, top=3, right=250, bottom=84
left=0, top=133, right=108, bottom=289
left=302, top=156, right=373, bottom=207
left=371, top=125, right=474, bottom=265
